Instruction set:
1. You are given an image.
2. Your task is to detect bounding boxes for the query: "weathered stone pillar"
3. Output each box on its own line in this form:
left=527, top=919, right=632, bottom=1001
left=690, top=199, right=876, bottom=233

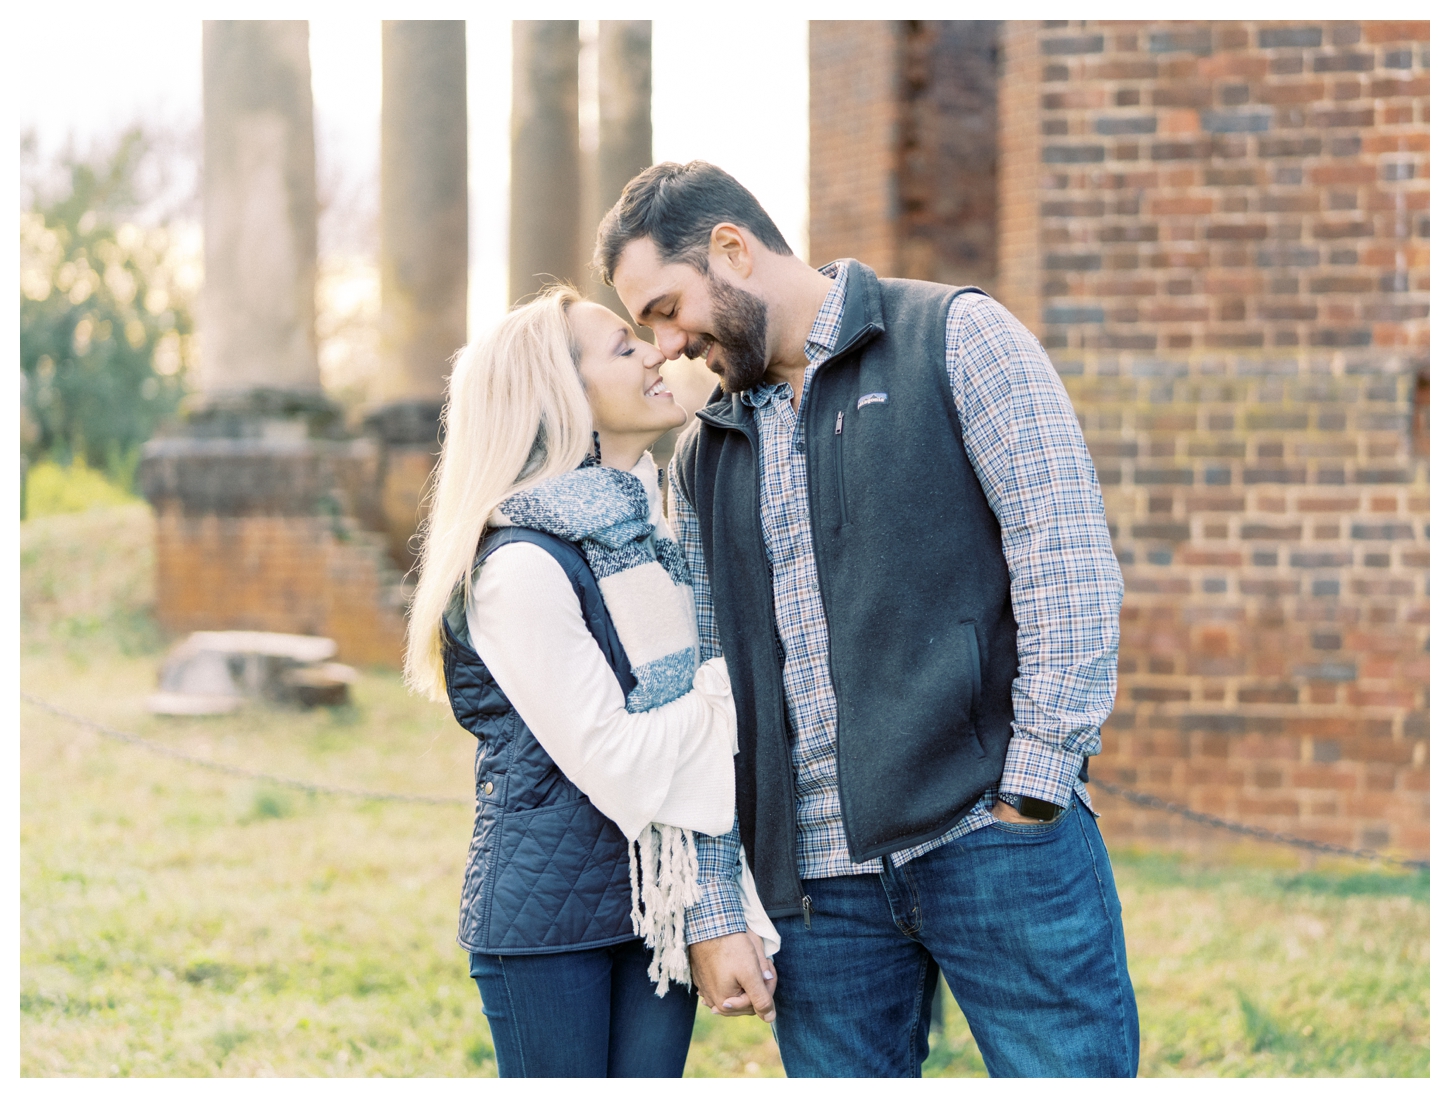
left=591, top=21, right=682, bottom=470
left=511, top=21, right=581, bottom=301
left=372, top=20, right=469, bottom=569
left=140, top=20, right=405, bottom=666
left=379, top=20, right=468, bottom=405
left=198, top=20, right=322, bottom=409
left=594, top=19, right=652, bottom=317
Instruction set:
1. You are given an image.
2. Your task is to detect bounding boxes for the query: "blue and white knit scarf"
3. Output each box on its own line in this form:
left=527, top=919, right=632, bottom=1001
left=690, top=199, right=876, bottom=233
left=493, top=452, right=702, bottom=994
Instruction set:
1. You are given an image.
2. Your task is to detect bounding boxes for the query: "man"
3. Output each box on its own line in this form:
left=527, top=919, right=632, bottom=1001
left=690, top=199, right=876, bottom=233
left=595, top=161, right=1138, bottom=1078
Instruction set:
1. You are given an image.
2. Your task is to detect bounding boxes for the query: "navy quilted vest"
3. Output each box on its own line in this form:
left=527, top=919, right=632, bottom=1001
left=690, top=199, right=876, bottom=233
left=444, top=526, right=640, bottom=955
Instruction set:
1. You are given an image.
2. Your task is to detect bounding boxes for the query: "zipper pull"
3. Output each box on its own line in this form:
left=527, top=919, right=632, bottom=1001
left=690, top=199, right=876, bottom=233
left=802, top=894, right=813, bottom=929
left=835, top=411, right=843, bottom=435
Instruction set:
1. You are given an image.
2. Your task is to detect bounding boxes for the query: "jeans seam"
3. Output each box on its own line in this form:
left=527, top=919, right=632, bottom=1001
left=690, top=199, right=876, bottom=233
left=1075, top=810, right=1135, bottom=1076
left=908, top=952, right=932, bottom=1078
left=495, top=955, right=529, bottom=1078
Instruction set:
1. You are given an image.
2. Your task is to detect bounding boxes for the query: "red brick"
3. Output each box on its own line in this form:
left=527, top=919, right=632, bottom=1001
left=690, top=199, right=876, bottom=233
left=1150, top=196, right=1215, bottom=215
left=1362, top=21, right=1429, bottom=43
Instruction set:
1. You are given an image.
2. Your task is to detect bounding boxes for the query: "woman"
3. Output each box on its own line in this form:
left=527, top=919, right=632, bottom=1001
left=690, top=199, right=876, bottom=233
left=404, top=286, right=776, bottom=1078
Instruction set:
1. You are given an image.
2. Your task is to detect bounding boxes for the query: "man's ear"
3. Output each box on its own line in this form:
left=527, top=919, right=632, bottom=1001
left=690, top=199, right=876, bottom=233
left=708, top=223, right=754, bottom=278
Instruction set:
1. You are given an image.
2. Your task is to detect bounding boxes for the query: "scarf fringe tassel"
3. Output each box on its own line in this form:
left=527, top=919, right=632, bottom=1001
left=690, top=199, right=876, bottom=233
left=629, top=824, right=701, bottom=997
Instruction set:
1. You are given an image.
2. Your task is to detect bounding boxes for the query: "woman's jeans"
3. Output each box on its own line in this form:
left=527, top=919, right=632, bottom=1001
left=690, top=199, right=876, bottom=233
left=470, top=937, right=697, bottom=1077
left=771, top=798, right=1139, bottom=1077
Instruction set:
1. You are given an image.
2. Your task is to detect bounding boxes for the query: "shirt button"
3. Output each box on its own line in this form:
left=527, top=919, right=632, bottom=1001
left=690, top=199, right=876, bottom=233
left=484, top=781, right=494, bottom=796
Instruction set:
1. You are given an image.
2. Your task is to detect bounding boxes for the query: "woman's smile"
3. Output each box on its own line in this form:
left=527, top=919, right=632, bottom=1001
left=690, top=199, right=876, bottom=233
left=572, top=300, right=687, bottom=469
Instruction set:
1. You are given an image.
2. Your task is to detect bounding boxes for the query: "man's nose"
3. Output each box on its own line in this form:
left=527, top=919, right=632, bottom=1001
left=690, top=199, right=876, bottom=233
left=654, top=327, right=688, bottom=359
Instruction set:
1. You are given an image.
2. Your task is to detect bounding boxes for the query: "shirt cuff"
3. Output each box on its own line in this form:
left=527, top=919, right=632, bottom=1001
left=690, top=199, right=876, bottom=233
left=998, top=734, right=1085, bottom=809
left=683, top=877, right=750, bottom=945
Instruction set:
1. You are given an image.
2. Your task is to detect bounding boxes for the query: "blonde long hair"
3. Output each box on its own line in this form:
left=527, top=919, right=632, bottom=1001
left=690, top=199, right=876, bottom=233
left=404, top=286, right=593, bottom=701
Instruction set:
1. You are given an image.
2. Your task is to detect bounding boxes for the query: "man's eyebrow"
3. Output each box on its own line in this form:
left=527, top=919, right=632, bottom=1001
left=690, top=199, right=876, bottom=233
left=636, top=293, right=668, bottom=323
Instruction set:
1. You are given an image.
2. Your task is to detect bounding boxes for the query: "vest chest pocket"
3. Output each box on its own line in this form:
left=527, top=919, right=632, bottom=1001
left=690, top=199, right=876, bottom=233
left=834, top=409, right=850, bottom=528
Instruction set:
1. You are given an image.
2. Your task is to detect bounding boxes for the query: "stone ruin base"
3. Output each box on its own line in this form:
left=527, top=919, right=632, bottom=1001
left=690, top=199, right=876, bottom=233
left=140, top=419, right=409, bottom=668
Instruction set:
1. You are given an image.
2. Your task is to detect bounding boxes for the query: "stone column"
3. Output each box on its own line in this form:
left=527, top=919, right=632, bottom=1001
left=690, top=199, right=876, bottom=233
left=594, top=19, right=652, bottom=317
left=198, top=20, right=324, bottom=418
left=139, top=21, right=405, bottom=666
left=510, top=21, right=581, bottom=302
left=591, top=21, right=677, bottom=472
left=378, top=20, right=468, bottom=405
left=372, top=20, right=469, bottom=569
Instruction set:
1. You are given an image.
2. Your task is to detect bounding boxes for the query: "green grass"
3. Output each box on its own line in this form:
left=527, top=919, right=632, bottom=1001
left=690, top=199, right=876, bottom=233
left=19, top=505, right=1430, bottom=1077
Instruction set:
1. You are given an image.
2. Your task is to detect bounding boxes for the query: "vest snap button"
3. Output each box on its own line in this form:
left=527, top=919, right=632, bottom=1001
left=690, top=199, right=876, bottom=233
left=484, top=781, right=494, bottom=796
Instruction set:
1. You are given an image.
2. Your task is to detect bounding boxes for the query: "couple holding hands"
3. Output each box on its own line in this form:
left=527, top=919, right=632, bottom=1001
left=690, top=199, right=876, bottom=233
left=404, top=161, right=1139, bottom=1078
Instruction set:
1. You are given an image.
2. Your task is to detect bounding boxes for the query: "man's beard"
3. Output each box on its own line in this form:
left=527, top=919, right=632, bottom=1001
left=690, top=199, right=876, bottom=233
left=683, top=272, right=770, bottom=394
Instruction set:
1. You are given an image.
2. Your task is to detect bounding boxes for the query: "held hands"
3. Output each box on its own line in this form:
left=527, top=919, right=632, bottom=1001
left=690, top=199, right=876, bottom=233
left=688, top=930, right=777, bottom=1022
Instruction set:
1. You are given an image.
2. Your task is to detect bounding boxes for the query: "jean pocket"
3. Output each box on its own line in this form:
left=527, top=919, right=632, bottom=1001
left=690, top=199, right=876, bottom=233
left=988, top=800, right=1075, bottom=837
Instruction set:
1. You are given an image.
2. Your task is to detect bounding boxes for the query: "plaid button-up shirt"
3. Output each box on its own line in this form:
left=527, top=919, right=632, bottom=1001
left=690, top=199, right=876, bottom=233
left=671, top=263, right=1123, bottom=942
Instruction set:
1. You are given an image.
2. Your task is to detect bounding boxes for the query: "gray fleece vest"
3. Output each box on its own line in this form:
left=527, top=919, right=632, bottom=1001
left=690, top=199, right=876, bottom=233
left=673, top=260, right=1017, bottom=920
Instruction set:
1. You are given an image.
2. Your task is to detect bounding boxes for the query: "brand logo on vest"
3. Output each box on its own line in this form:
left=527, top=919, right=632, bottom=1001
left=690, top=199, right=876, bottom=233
left=857, top=392, right=889, bottom=409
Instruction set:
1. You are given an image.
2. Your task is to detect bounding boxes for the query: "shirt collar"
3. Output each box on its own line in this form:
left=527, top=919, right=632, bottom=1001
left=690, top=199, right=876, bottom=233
left=741, top=261, right=849, bottom=408
left=804, top=261, right=847, bottom=359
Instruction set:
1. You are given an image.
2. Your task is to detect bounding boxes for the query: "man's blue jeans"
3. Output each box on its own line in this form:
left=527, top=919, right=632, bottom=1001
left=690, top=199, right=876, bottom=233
left=469, top=938, right=697, bottom=1077
left=771, top=798, right=1138, bottom=1077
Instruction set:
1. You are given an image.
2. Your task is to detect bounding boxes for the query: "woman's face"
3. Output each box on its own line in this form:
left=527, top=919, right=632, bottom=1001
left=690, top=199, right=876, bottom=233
left=571, top=301, right=687, bottom=460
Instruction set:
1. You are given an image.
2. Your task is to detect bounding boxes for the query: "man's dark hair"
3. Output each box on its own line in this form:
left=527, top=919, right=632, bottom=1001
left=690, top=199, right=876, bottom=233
left=593, top=160, right=793, bottom=285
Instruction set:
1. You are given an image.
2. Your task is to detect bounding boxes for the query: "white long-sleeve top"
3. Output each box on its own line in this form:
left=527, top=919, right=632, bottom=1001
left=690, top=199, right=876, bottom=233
left=465, top=459, right=780, bottom=957
left=466, top=541, right=738, bottom=845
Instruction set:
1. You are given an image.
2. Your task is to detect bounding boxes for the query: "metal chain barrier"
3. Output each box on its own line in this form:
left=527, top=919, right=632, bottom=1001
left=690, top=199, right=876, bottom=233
left=1092, top=778, right=1429, bottom=872
left=21, top=692, right=1429, bottom=871
left=20, top=692, right=471, bottom=807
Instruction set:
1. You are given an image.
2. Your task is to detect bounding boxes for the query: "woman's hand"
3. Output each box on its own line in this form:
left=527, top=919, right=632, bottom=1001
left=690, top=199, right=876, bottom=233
left=747, top=928, right=776, bottom=988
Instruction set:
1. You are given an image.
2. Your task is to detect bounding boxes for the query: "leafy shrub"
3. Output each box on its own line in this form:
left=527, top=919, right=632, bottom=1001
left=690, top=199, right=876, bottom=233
left=19, top=127, right=198, bottom=492
left=23, top=459, right=137, bottom=518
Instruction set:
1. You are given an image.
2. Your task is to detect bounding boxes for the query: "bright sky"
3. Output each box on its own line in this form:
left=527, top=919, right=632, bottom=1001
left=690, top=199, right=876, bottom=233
left=15, top=14, right=809, bottom=340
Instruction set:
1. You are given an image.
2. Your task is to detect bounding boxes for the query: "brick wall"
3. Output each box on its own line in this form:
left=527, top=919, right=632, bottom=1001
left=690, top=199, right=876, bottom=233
left=997, top=20, right=1430, bottom=858
left=1017, top=19, right=1429, bottom=357
left=810, top=20, right=1003, bottom=293
left=153, top=511, right=406, bottom=667
left=813, top=19, right=1430, bottom=858
left=997, top=22, right=1042, bottom=331
left=809, top=22, right=902, bottom=274
left=898, top=21, right=1000, bottom=290
left=1074, top=354, right=1428, bottom=857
